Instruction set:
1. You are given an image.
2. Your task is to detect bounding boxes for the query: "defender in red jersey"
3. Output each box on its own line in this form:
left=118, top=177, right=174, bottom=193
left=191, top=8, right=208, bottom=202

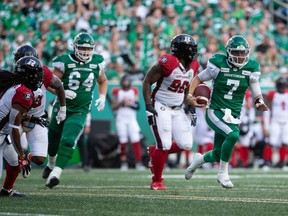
left=143, top=34, right=199, bottom=190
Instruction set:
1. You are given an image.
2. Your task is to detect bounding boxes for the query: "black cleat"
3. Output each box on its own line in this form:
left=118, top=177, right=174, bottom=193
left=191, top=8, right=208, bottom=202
left=45, top=177, right=60, bottom=189
left=0, top=189, right=26, bottom=197
left=42, top=166, right=52, bottom=179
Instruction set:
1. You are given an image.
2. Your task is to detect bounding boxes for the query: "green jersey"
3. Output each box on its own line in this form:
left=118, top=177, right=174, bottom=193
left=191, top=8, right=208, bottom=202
left=204, top=53, right=260, bottom=117
left=52, top=54, right=105, bottom=114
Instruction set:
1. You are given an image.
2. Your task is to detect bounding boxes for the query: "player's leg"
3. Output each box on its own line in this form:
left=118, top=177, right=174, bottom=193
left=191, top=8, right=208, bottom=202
left=26, top=124, right=48, bottom=165
left=128, top=118, right=145, bottom=170
left=42, top=110, right=63, bottom=179
left=46, top=113, right=86, bottom=189
left=149, top=102, right=173, bottom=190
left=1, top=143, right=26, bottom=197
left=205, top=109, right=239, bottom=188
left=116, top=118, right=129, bottom=170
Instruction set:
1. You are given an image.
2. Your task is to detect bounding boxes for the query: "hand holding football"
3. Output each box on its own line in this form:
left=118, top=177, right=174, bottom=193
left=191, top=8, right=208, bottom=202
left=194, top=83, right=210, bottom=105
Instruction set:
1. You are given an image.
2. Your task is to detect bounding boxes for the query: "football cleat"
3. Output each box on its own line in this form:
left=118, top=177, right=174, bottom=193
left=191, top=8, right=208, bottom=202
left=185, top=153, right=204, bottom=180
left=217, top=173, right=234, bottom=189
left=45, top=176, right=60, bottom=189
left=42, top=166, right=52, bottom=179
left=147, top=146, right=155, bottom=174
left=0, top=189, right=26, bottom=197
left=150, top=179, right=167, bottom=190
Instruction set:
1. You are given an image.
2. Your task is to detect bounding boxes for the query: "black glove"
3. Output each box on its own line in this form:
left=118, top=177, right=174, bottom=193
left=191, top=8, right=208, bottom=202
left=18, top=156, right=31, bottom=178
left=146, top=104, right=158, bottom=126
left=188, top=106, right=197, bottom=127
left=30, top=116, right=49, bottom=127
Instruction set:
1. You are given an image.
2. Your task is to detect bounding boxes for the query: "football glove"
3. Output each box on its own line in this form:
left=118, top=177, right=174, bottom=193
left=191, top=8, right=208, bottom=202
left=95, top=94, right=106, bottom=111
left=18, top=156, right=31, bottom=178
left=56, top=106, right=66, bottom=124
left=30, top=116, right=49, bottom=127
left=64, top=90, right=77, bottom=100
left=188, top=106, right=197, bottom=127
left=146, top=104, right=158, bottom=126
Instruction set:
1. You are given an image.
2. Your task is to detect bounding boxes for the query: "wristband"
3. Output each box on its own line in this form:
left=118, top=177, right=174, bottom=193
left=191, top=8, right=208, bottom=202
left=60, top=106, right=66, bottom=112
left=99, top=94, right=106, bottom=100
left=254, top=98, right=264, bottom=105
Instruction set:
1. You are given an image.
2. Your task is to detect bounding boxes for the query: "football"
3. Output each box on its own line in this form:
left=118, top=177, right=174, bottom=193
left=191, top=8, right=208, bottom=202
left=194, top=83, right=211, bottom=105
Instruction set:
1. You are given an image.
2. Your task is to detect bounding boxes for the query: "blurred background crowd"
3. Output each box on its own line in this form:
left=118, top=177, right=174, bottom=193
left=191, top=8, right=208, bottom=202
left=0, top=0, right=288, bottom=170
left=0, top=0, right=287, bottom=83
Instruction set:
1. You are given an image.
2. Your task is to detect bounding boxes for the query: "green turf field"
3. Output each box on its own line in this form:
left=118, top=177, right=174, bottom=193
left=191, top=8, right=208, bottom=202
left=1, top=168, right=288, bottom=216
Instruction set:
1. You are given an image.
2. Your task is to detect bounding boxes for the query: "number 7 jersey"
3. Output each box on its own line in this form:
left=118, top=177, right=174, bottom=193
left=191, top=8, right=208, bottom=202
left=52, top=54, right=106, bottom=113
left=207, top=53, right=260, bottom=117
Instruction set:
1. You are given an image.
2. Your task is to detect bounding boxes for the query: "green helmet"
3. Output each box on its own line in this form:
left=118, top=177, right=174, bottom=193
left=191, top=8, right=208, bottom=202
left=73, top=32, right=95, bottom=62
left=226, top=35, right=250, bottom=68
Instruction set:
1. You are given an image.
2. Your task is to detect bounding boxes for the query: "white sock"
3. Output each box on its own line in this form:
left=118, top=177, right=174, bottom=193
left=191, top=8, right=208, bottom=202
left=51, top=166, right=63, bottom=179
left=218, top=160, right=229, bottom=175
left=48, top=155, right=57, bottom=169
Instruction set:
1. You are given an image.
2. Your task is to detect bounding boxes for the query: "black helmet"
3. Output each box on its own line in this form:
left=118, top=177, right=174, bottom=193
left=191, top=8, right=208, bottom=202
left=14, top=44, right=38, bottom=62
left=14, top=56, right=44, bottom=91
left=170, top=34, right=198, bottom=66
left=276, top=77, right=287, bottom=93
left=120, top=75, right=131, bottom=90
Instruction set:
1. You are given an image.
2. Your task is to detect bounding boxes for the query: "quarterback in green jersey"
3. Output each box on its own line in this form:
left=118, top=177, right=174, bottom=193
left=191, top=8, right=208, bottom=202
left=43, top=32, right=108, bottom=189
left=185, top=35, right=268, bottom=189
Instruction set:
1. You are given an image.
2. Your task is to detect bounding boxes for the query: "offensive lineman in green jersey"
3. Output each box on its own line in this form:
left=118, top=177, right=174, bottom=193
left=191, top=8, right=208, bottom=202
left=43, top=32, right=108, bottom=189
left=185, top=35, right=268, bottom=188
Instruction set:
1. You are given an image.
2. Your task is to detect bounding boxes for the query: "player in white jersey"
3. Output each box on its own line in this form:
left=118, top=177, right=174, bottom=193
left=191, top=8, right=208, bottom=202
left=111, top=76, right=145, bottom=170
left=236, top=90, right=255, bottom=167
left=0, top=56, right=43, bottom=197
left=12, top=45, right=66, bottom=171
left=263, top=77, right=288, bottom=168
left=143, top=34, right=200, bottom=190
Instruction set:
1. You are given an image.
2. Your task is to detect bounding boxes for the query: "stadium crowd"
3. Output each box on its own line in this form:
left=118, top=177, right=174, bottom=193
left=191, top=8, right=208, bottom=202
left=0, top=0, right=288, bottom=188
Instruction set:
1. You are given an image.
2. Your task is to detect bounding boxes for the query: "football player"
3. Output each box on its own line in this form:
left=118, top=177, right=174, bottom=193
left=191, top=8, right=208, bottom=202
left=143, top=34, right=200, bottom=190
left=111, top=75, right=145, bottom=171
left=185, top=35, right=268, bottom=189
left=42, top=32, right=108, bottom=189
left=0, top=56, right=43, bottom=197
left=263, top=77, right=288, bottom=169
left=12, top=45, right=66, bottom=170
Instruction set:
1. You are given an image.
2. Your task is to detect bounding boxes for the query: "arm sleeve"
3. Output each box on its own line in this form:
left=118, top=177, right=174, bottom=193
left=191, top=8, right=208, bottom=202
left=249, top=72, right=262, bottom=99
left=198, top=62, right=220, bottom=82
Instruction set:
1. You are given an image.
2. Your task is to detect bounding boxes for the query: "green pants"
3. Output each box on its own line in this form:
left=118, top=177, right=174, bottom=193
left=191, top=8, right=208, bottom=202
left=204, top=109, right=240, bottom=163
left=48, top=106, right=87, bottom=169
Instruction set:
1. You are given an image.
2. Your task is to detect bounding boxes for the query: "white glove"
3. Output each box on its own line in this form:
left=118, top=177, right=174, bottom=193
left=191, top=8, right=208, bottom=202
left=95, top=94, right=106, bottom=112
left=56, top=106, right=66, bottom=124
left=65, top=90, right=77, bottom=100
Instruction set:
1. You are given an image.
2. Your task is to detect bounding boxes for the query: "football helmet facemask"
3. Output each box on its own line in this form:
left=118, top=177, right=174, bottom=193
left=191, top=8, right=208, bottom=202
left=14, top=56, right=44, bottom=91
left=170, top=34, right=198, bottom=66
left=14, top=44, right=38, bottom=62
left=276, top=77, right=287, bottom=93
left=226, top=35, right=250, bottom=68
left=73, top=32, right=95, bottom=62
left=120, top=75, right=131, bottom=91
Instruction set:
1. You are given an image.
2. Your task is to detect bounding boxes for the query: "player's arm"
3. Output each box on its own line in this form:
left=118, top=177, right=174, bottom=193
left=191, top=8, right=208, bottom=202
left=187, top=62, right=219, bottom=107
left=142, top=63, right=164, bottom=106
left=97, top=69, right=108, bottom=96
left=9, top=104, right=28, bottom=157
left=47, top=75, right=66, bottom=107
left=95, top=69, right=108, bottom=112
left=111, top=94, right=124, bottom=111
left=249, top=72, right=268, bottom=112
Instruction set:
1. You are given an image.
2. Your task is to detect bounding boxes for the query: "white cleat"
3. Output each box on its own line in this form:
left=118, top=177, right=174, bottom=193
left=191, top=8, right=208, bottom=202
left=185, top=153, right=204, bottom=180
left=45, top=167, right=62, bottom=189
left=217, top=173, right=234, bottom=189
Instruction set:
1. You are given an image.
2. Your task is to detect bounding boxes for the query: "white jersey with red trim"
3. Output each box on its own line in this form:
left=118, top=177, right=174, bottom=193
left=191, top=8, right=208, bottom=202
left=112, top=87, right=138, bottom=118
left=266, top=90, right=288, bottom=123
left=0, top=85, right=34, bottom=135
left=152, top=54, right=200, bottom=107
left=28, top=65, right=53, bottom=117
